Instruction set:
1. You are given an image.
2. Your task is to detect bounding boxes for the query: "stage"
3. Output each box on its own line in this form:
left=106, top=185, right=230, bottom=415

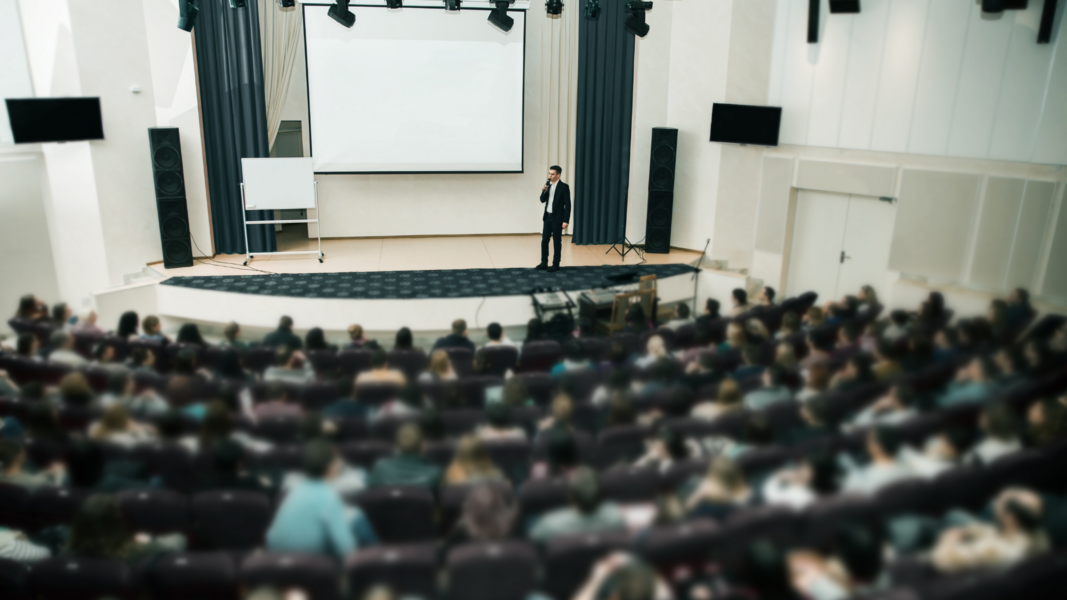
left=92, top=234, right=743, bottom=342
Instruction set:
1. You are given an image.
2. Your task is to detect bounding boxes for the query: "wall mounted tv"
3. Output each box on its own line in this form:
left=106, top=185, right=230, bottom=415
left=5, top=97, right=105, bottom=144
left=709, top=103, right=782, bottom=147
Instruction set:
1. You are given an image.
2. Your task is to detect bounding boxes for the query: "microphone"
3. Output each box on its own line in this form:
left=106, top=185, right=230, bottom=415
left=545, top=179, right=551, bottom=187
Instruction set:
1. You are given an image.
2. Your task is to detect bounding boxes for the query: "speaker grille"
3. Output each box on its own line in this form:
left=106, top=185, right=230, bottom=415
left=653, top=144, right=675, bottom=165
left=647, top=229, right=670, bottom=252
left=149, top=127, right=192, bottom=268
left=153, top=146, right=180, bottom=170
left=163, top=240, right=191, bottom=264
left=156, top=172, right=184, bottom=197
left=651, top=167, right=673, bottom=189
left=161, top=215, right=189, bottom=239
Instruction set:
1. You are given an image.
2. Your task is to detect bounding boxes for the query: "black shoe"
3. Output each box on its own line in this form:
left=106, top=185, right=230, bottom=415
left=547, top=265, right=560, bottom=272
left=535, top=263, right=548, bottom=270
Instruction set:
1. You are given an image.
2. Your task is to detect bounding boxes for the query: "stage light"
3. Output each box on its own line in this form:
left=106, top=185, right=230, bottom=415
left=277, top=0, right=296, bottom=7
left=328, top=0, right=356, bottom=27
left=546, top=0, right=564, bottom=16
left=624, top=0, right=652, bottom=37
left=177, top=0, right=198, bottom=31
left=444, top=0, right=461, bottom=10
left=982, top=0, right=1005, bottom=13
left=386, top=0, right=402, bottom=7
left=488, top=0, right=515, bottom=32
left=228, top=0, right=246, bottom=7
left=584, top=0, right=601, bottom=19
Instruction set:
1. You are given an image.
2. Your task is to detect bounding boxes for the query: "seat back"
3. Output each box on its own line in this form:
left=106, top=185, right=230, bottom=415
left=445, top=347, right=475, bottom=378
left=593, top=425, right=649, bottom=470
left=355, top=382, right=401, bottom=407
left=346, top=543, right=438, bottom=600
left=446, top=541, right=537, bottom=600
left=477, top=345, right=518, bottom=377
left=517, top=477, right=570, bottom=522
left=116, top=489, right=189, bottom=535
left=544, top=531, right=631, bottom=600
left=29, top=486, right=89, bottom=530
left=637, top=520, right=721, bottom=568
left=356, top=487, right=437, bottom=543
left=337, top=349, right=374, bottom=376
left=305, top=349, right=337, bottom=375
left=387, top=349, right=428, bottom=381
left=339, top=441, right=393, bottom=469
left=516, top=341, right=563, bottom=373
left=149, top=552, right=238, bottom=600
left=191, top=490, right=273, bottom=551
left=28, top=558, right=131, bottom=600
left=514, top=372, right=553, bottom=407
left=0, top=483, right=30, bottom=530
left=598, top=465, right=661, bottom=503
left=241, top=553, right=340, bottom=600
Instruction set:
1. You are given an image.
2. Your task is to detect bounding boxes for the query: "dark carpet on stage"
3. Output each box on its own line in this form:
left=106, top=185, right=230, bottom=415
left=160, top=263, right=698, bottom=300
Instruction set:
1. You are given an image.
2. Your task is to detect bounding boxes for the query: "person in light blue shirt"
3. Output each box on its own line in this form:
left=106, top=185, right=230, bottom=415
left=937, top=356, right=997, bottom=408
left=267, top=439, right=376, bottom=562
left=742, top=365, right=793, bottom=411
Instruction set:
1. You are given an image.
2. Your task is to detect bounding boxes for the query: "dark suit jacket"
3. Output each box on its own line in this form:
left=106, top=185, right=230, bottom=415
left=263, top=327, right=302, bottom=350
left=540, top=181, right=572, bottom=224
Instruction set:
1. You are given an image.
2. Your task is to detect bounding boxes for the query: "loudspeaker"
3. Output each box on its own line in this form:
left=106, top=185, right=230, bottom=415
left=148, top=127, right=193, bottom=268
left=829, top=0, right=860, bottom=13
left=645, top=127, right=677, bottom=254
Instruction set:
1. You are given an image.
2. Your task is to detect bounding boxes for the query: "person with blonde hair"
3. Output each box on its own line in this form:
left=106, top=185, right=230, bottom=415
left=346, top=324, right=368, bottom=348
left=775, top=342, right=798, bottom=370
left=89, top=404, right=155, bottom=447
left=419, top=349, right=457, bottom=383
left=634, top=335, right=669, bottom=369
left=444, top=435, right=504, bottom=486
left=805, top=306, right=826, bottom=330
left=717, top=322, right=748, bottom=353
left=72, top=308, right=104, bottom=336
left=685, top=457, right=753, bottom=520
left=691, top=378, right=743, bottom=421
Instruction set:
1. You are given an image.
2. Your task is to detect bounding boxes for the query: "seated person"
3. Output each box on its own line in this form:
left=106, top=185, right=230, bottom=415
left=372, top=383, right=423, bottom=423
left=0, top=439, right=63, bottom=490
left=900, top=427, right=976, bottom=478
left=791, top=523, right=891, bottom=600
left=800, top=328, right=834, bottom=369
left=552, top=340, right=592, bottom=375
left=684, top=457, right=754, bottom=521
left=139, top=315, right=170, bottom=343
left=476, top=402, right=527, bottom=441
left=267, top=439, right=376, bottom=562
left=367, top=423, right=442, bottom=490
left=263, top=346, right=315, bottom=384
left=777, top=395, right=836, bottom=446
left=432, top=319, right=475, bottom=352
left=46, top=331, right=87, bottom=367
left=220, top=321, right=247, bottom=350
left=100, top=371, right=168, bottom=418
left=743, top=365, right=793, bottom=411
left=883, top=310, right=911, bottom=341
left=681, top=351, right=723, bottom=393
left=304, top=327, right=335, bottom=352
left=253, top=381, right=305, bottom=420
left=591, top=368, right=637, bottom=407
left=762, top=449, right=840, bottom=509
left=345, top=323, right=367, bottom=348
left=967, top=402, right=1023, bottom=464
left=481, top=321, right=518, bottom=350
left=993, top=346, right=1028, bottom=390
left=440, top=484, right=518, bottom=561
left=848, top=384, right=918, bottom=429
left=733, top=345, right=766, bottom=382
left=65, top=439, right=149, bottom=493
left=355, top=349, right=406, bottom=386
left=634, top=426, right=694, bottom=474
left=841, top=427, right=913, bottom=494
left=776, top=311, right=801, bottom=340
left=263, top=315, right=302, bottom=349
left=536, top=393, right=576, bottom=439
left=419, top=349, right=457, bottom=382
left=322, top=377, right=372, bottom=420
left=937, top=356, right=998, bottom=408
left=690, top=378, right=743, bottom=422
left=91, top=341, right=128, bottom=374
left=194, top=439, right=274, bottom=496
left=717, top=322, right=748, bottom=354
left=64, top=494, right=182, bottom=565
left=88, top=404, right=156, bottom=447
left=829, top=354, right=875, bottom=393
left=443, top=435, right=506, bottom=486
left=529, top=466, right=626, bottom=542
left=662, top=303, right=694, bottom=330
left=529, top=427, right=582, bottom=480
left=633, top=336, right=669, bottom=370
left=931, top=488, right=1049, bottom=573
left=872, top=339, right=902, bottom=381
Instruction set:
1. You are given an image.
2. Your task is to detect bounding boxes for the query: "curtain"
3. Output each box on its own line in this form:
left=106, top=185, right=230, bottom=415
left=258, top=0, right=303, bottom=149
left=193, top=0, right=276, bottom=254
left=540, top=3, right=580, bottom=219
left=571, top=1, right=636, bottom=246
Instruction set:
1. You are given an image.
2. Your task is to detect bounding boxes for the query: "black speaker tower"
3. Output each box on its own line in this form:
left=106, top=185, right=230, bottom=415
left=148, top=127, right=193, bottom=268
left=644, top=127, right=677, bottom=254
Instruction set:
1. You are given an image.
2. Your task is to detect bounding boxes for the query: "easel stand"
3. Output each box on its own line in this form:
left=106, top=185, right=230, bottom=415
left=606, top=235, right=646, bottom=264
left=240, top=181, right=325, bottom=265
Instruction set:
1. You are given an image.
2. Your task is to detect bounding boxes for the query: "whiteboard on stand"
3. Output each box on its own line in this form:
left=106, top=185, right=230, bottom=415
left=241, top=157, right=316, bottom=210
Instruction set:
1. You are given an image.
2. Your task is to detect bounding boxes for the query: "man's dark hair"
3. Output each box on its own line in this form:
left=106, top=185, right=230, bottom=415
left=849, top=354, right=874, bottom=382
left=763, top=287, right=776, bottom=303
left=744, top=414, right=773, bottom=445
left=67, top=439, right=105, bottom=488
left=983, top=402, right=1021, bottom=439
left=279, top=316, right=293, bottom=329
left=395, top=327, right=413, bottom=349
left=676, top=303, right=690, bottom=319
left=808, top=329, right=835, bottom=352
left=834, top=523, right=884, bottom=582
left=705, top=298, right=720, bottom=319
left=740, top=540, right=792, bottom=595
left=486, top=402, right=511, bottom=429
left=606, top=367, right=631, bottom=392
left=546, top=427, right=579, bottom=471
left=872, top=426, right=902, bottom=456
left=418, top=408, right=446, bottom=441
left=0, top=439, right=23, bottom=470
left=1005, top=498, right=1042, bottom=532
left=106, top=371, right=129, bottom=396
left=943, top=427, right=977, bottom=456
left=664, top=387, right=694, bottom=418
left=1013, top=288, right=1030, bottom=304
left=549, top=165, right=562, bottom=175
left=732, top=288, right=747, bottom=305
left=487, top=322, right=503, bottom=341
left=301, top=439, right=337, bottom=479
left=451, top=319, right=467, bottom=336
left=564, top=340, right=585, bottom=362
left=568, top=466, right=601, bottom=514
left=890, top=309, right=910, bottom=326
left=371, top=348, right=388, bottom=369
left=16, top=333, right=35, bottom=356
left=806, top=395, right=832, bottom=426
left=274, top=345, right=293, bottom=367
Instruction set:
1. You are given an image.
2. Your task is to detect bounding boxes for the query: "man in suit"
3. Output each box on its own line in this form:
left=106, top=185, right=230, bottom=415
left=537, top=165, right=571, bottom=272
left=263, top=315, right=302, bottom=349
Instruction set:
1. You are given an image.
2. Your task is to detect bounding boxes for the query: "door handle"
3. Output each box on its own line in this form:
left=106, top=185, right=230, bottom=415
left=840, top=251, right=852, bottom=264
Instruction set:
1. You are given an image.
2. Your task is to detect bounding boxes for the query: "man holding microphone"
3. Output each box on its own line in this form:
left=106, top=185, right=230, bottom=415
left=536, top=165, right=571, bottom=272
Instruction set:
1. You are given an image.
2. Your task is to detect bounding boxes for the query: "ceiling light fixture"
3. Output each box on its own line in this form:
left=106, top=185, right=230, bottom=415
left=444, top=0, right=461, bottom=11
left=584, top=0, right=600, bottom=19
left=624, top=1, right=652, bottom=37
left=177, top=0, right=198, bottom=31
left=546, top=0, right=564, bottom=16
left=328, top=0, right=356, bottom=27
left=488, top=0, right=515, bottom=32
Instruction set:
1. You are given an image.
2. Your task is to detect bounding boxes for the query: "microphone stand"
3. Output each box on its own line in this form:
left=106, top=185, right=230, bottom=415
left=691, top=237, right=710, bottom=311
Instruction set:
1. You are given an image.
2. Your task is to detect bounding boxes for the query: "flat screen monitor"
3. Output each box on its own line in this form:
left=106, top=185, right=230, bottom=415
left=709, top=103, right=781, bottom=147
left=5, top=97, right=105, bottom=144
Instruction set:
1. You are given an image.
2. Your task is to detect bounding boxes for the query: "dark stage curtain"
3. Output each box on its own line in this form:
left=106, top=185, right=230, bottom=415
left=193, top=0, right=276, bottom=254
left=572, top=1, right=636, bottom=246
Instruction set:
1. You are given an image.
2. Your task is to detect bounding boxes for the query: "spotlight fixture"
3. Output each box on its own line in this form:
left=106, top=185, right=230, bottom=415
left=546, top=0, right=564, bottom=16
left=624, top=0, right=652, bottom=37
left=584, top=0, right=601, bottom=19
left=177, top=0, right=198, bottom=31
left=981, top=0, right=1005, bottom=12
left=444, top=0, right=461, bottom=10
left=328, top=0, right=356, bottom=27
left=228, top=0, right=246, bottom=7
left=386, top=0, right=402, bottom=7
left=827, top=0, right=859, bottom=13
left=488, top=0, right=515, bottom=32
left=278, top=0, right=296, bottom=7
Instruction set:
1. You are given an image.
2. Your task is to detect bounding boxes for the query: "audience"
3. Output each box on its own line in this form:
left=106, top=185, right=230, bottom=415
left=263, top=346, right=315, bottom=384
left=367, top=423, right=441, bottom=490
left=432, top=319, right=475, bottom=352
left=691, top=377, right=742, bottom=421
left=662, top=303, right=694, bottom=330
left=140, top=315, right=169, bottom=343
left=356, top=349, right=406, bottom=386
left=529, top=466, right=626, bottom=542
left=684, top=457, right=754, bottom=521
left=263, top=315, right=302, bottom=349
left=65, top=494, right=181, bottom=564
left=420, top=349, right=458, bottom=382
left=931, top=488, right=1048, bottom=572
left=441, top=484, right=517, bottom=559
left=842, top=427, right=912, bottom=494
left=483, top=321, right=518, bottom=349
left=221, top=321, right=247, bottom=349
left=849, top=384, right=918, bottom=429
left=346, top=324, right=368, bottom=348
left=46, top=331, right=86, bottom=367
left=730, top=288, right=751, bottom=316
left=444, top=435, right=505, bottom=486
left=743, top=365, right=793, bottom=411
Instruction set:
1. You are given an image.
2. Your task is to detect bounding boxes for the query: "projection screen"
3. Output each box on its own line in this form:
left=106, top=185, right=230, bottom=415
left=303, top=4, right=526, bottom=173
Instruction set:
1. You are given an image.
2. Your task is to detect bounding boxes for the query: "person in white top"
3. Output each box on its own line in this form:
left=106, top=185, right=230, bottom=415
left=967, top=402, right=1023, bottom=465
left=841, top=427, right=913, bottom=494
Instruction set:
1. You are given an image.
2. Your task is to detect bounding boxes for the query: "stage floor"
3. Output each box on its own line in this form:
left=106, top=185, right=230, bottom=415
left=151, top=230, right=703, bottom=278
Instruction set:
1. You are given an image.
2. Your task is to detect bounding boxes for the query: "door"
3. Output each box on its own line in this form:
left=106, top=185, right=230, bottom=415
left=786, top=190, right=897, bottom=303
left=270, top=121, right=308, bottom=239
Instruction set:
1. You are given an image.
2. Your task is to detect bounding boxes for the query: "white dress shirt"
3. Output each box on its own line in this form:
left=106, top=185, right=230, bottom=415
left=547, top=181, right=557, bottom=214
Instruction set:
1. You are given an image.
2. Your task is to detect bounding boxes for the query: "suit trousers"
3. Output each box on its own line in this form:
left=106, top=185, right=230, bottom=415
left=541, top=217, right=563, bottom=266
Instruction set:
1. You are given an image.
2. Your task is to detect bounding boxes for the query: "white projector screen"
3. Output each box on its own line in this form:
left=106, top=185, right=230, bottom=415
left=303, top=4, right=526, bottom=173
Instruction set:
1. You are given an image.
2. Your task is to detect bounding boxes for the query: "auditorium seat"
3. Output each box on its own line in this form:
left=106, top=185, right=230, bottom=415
left=247, top=445, right=302, bottom=472
left=370, top=414, right=419, bottom=441
left=356, top=487, right=437, bottom=543
left=801, top=494, right=880, bottom=552
left=356, top=382, right=401, bottom=407
left=606, top=333, right=641, bottom=358
left=445, top=541, right=537, bottom=600
left=241, top=553, right=340, bottom=600
left=517, top=477, right=570, bottom=522
left=543, top=530, right=630, bottom=600
left=637, top=519, right=721, bottom=568
left=0, top=483, right=30, bottom=529
left=116, top=489, right=189, bottom=536
left=593, top=425, right=649, bottom=470
left=598, top=465, right=660, bottom=503
left=516, top=341, right=562, bottom=373
left=514, top=372, right=553, bottom=406
left=252, top=414, right=302, bottom=444
left=444, top=347, right=475, bottom=378
left=560, top=368, right=602, bottom=403
left=150, top=442, right=195, bottom=492
left=191, top=490, right=273, bottom=551
left=339, top=440, right=393, bottom=469
left=476, top=345, right=518, bottom=377
left=387, top=348, right=428, bottom=381
left=245, top=346, right=278, bottom=374
left=305, top=349, right=337, bottom=375
left=576, top=337, right=607, bottom=362
left=28, top=486, right=89, bottom=531
left=28, top=557, right=131, bottom=600
left=532, top=430, right=594, bottom=465
left=346, top=544, right=438, bottom=600
left=149, top=552, right=237, bottom=600
left=0, top=556, right=29, bottom=600
left=482, top=438, right=531, bottom=483
left=301, top=380, right=339, bottom=411
left=459, top=375, right=503, bottom=408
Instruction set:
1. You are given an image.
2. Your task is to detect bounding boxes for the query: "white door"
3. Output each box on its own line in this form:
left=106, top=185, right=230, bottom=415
left=786, top=191, right=850, bottom=301
left=836, top=196, right=897, bottom=302
left=786, top=190, right=897, bottom=303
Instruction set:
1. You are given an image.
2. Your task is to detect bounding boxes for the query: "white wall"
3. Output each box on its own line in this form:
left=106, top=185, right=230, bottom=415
left=767, top=0, right=1067, bottom=164
left=0, top=0, right=34, bottom=144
